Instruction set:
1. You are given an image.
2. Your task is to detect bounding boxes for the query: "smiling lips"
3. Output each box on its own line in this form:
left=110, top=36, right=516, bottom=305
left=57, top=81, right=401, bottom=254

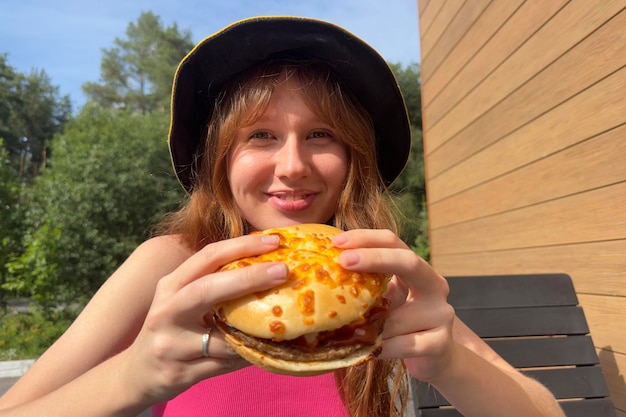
left=278, top=195, right=307, bottom=201
left=269, top=192, right=315, bottom=211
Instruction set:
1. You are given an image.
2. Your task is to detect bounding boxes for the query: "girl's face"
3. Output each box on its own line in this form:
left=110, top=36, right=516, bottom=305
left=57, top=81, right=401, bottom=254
left=227, top=78, right=349, bottom=231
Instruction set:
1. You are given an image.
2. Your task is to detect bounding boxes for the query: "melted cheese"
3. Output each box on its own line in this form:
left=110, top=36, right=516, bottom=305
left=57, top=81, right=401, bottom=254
left=215, top=224, right=389, bottom=340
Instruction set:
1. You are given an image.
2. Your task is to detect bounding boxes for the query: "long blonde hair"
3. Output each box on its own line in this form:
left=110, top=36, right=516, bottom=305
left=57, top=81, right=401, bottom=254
left=158, top=58, right=408, bottom=416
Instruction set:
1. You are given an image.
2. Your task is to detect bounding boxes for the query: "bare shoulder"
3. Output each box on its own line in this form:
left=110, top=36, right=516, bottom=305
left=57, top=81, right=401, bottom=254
left=130, top=234, right=194, bottom=265
left=0, top=235, right=196, bottom=405
left=99, top=234, right=196, bottom=299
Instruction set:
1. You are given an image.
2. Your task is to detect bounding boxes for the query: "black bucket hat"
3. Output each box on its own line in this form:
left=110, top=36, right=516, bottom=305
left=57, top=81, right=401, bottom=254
left=169, top=16, right=411, bottom=192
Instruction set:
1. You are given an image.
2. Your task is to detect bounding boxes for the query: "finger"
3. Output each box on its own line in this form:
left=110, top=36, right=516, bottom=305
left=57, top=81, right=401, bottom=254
left=378, top=325, right=451, bottom=360
left=150, top=326, right=240, bottom=361
left=151, top=354, right=249, bottom=395
left=333, top=228, right=409, bottom=250
left=200, top=327, right=239, bottom=360
left=382, top=299, right=455, bottom=340
left=338, top=245, right=448, bottom=297
left=188, top=356, right=250, bottom=378
left=174, top=261, right=288, bottom=320
left=167, top=234, right=281, bottom=290
left=333, top=229, right=447, bottom=296
left=383, top=276, right=409, bottom=310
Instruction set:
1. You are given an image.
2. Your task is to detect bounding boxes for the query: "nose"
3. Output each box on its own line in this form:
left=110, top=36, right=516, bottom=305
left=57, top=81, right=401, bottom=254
left=274, top=137, right=311, bottom=180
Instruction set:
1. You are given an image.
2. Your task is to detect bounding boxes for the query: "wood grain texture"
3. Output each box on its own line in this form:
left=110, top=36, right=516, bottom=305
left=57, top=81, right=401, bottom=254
left=430, top=182, right=626, bottom=254
left=420, top=0, right=491, bottom=81
left=421, top=0, right=524, bottom=105
left=424, top=1, right=624, bottom=156
left=420, top=1, right=626, bottom=414
left=420, top=0, right=465, bottom=63
left=423, top=0, right=569, bottom=143
left=418, top=1, right=447, bottom=56
left=418, top=0, right=430, bottom=15
left=581, top=294, right=626, bottom=410
left=597, top=349, right=626, bottom=414
left=427, top=65, right=626, bottom=202
left=579, top=295, right=626, bottom=353
left=429, top=124, right=626, bottom=228
left=430, top=240, right=626, bottom=297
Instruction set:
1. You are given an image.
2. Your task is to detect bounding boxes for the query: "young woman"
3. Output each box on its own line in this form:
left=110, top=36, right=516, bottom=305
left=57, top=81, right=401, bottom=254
left=0, top=17, right=565, bottom=417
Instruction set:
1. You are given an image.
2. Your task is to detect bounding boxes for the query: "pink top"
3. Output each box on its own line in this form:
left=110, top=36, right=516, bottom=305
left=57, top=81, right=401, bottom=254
left=152, top=366, right=348, bottom=417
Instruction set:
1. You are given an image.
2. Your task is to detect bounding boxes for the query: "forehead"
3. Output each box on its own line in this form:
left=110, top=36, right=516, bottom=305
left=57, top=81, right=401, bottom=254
left=235, top=68, right=339, bottom=125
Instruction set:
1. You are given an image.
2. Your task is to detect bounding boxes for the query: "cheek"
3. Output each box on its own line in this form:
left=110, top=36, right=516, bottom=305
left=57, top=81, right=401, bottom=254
left=320, top=148, right=349, bottom=186
left=228, top=151, right=264, bottom=189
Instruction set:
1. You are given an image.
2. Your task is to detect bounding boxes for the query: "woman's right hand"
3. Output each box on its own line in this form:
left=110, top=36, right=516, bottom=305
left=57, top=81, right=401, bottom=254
left=119, top=233, right=289, bottom=407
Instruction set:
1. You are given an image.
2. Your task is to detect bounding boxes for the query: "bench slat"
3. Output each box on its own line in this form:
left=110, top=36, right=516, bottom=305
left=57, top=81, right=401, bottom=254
left=417, top=398, right=617, bottom=417
left=416, top=366, right=609, bottom=408
left=412, top=274, right=617, bottom=417
left=446, top=274, right=578, bottom=308
left=525, top=367, right=610, bottom=399
left=486, top=335, right=599, bottom=367
left=456, top=306, right=589, bottom=337
left=559, top=398, right=617, bottom=417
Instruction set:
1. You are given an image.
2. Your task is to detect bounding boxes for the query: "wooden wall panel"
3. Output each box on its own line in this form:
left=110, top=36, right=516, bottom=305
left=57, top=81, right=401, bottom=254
left=418, top=1, right=626, bottom=412
left=425, top=1, right=624, bottom=162
left=582, top=295, right=626, bottom=412
left=429, top=123, right=626, bottom=229
left=418, top=0, right=430, bottom=15
left=433, top=240, right=626, bottom=296
left=421, top=0, right=524, bottom=106
left=420, top=0, right=491, bottom=80
left=428, top=22, right=626, bottom=202
left=418, top=0, right=446, bottom=57
left=581, top=294, right=626, bottom=357
left=430, top=182, right=626, bottom=253
left=423, top=0, right=566, bottom=148
left=597, top=349, right=626, bottom=413
left=428, top=75, right=626, bottom=207
left=419, top=0, right=465, bottom=62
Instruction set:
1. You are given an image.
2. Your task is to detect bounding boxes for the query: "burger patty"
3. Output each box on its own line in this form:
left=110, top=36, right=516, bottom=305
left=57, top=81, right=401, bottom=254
left=223, top=324, right=372, bottom=362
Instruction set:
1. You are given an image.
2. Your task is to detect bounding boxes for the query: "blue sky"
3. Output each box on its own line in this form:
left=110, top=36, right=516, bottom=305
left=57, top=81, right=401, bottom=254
left=0, top=0, right=421, bottom=111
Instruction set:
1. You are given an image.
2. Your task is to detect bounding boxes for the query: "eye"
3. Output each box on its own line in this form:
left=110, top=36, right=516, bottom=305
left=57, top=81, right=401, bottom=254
left=308, top=130, right=334, bottom=140
left=249, top=130, right=273, bottom=140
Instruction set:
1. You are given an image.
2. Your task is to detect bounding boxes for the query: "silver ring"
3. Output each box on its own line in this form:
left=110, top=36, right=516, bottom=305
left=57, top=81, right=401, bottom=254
left=201, top=328, right=212, bottom=358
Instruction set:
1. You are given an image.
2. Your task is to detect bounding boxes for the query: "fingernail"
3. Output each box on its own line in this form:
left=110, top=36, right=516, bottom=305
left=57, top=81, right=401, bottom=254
left=267, top=263, right=288, bottom=280
left=340, top=251, right=360, bottom=267
left=332, top=234, right=348, bottom=246
left=261, top=235, right=280, bottom=245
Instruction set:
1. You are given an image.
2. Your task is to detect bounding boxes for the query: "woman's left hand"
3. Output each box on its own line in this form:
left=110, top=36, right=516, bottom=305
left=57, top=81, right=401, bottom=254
left=333, top=228, right=456, bottom=382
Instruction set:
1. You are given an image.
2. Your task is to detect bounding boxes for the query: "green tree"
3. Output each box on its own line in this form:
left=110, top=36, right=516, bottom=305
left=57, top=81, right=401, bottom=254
left=389, top=62, right=422, bottom=129
left=82, top=11, right=194, bottom=114
left=4, top=105, right=183, bottom=308
left=388, top=62, right=428, bottom=259
left=0, top=54, right=71, bottom=183
left=0, top=54, right=19, bottom=148
left=0, top=139, right=25, bottom=307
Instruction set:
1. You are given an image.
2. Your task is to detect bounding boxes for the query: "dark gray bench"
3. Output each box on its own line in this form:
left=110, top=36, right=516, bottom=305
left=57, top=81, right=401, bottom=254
left=412, top=273, right=616, bottom=417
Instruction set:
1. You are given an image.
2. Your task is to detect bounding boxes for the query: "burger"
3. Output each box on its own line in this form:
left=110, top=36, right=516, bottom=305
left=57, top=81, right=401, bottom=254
left=213, top=223, right=390, bottom=376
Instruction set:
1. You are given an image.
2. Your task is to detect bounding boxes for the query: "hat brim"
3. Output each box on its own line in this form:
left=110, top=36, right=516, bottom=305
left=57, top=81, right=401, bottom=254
left=169, top=16, right=411, bottom=192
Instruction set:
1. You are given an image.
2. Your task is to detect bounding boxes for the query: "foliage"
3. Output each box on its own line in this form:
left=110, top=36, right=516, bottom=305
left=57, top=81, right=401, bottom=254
left=0, top=54, right=72, bottom=183
left=82, top=11, right=194, bottom=114
left=0, top=307, right=77, bottom=360
left=388, top=63, right=429, bottom=259
left=4, top=105, right=184, bottom=307
left=388, top=62, right=422, bottom=128
left=0, top=140, right=26, bottom=306
left=0, top=11, right=429, bottom=316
